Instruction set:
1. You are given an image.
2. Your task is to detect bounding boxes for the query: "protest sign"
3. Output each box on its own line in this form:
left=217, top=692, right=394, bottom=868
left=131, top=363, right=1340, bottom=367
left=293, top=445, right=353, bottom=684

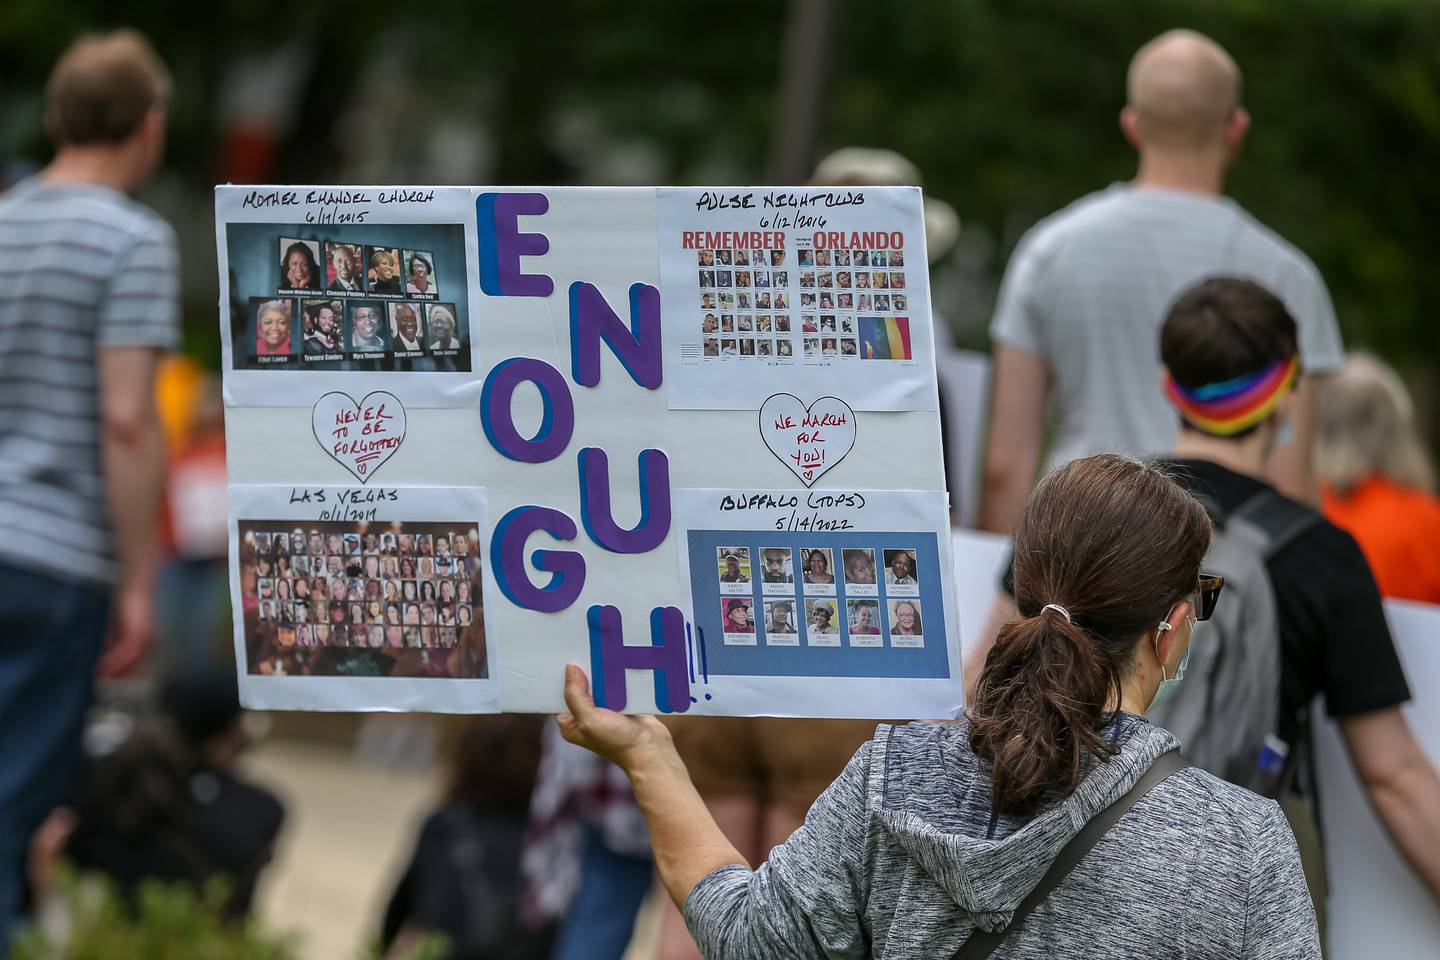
left=218, top=186, right=962, bottom=716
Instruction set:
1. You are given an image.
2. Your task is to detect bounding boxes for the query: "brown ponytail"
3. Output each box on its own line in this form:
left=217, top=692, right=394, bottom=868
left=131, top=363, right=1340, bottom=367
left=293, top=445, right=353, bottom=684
left=969, top=454, right=1211, bottom=815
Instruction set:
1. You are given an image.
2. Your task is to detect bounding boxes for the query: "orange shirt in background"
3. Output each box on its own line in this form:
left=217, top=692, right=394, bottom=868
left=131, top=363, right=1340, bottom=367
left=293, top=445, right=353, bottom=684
left=1323, top=475, right=1440, bottom=605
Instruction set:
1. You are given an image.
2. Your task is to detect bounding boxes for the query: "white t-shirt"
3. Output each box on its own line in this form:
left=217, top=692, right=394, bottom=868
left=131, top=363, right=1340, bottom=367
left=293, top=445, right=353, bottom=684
left=990, top=184, right=1343, bottom=473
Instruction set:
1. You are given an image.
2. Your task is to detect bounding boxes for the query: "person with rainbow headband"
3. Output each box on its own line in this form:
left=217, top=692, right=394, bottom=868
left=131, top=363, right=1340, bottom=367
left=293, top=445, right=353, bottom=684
left=1158, top=277, right=1440, bottom=918
left=965, top=276, right=1440, bottom=925
left=1164, top=355, right=1299, bottom=435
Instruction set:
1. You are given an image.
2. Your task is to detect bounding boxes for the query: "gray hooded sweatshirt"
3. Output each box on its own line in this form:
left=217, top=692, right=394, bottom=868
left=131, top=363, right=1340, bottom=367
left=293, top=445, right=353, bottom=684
left=684, top=715, right=1319, bottom=959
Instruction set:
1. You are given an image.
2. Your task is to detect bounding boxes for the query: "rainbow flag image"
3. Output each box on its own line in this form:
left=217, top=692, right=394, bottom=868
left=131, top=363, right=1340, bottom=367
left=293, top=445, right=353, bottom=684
left=858, top=316, right=912, bottom=360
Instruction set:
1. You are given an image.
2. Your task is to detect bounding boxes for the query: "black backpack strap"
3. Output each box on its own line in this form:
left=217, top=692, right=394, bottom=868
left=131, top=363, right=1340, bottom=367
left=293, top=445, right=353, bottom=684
left=951, top=750, right=1191, bottom=960
left=1228, top=489, right=1323, bottom=561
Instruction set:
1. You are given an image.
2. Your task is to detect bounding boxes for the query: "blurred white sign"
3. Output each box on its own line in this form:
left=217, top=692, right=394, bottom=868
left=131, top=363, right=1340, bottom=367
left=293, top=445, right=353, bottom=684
left=1316, top=598, right=1440, bottom=958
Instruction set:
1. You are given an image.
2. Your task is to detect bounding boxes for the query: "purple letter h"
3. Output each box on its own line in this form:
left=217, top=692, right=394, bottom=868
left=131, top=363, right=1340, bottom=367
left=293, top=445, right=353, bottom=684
left=587, top=605, right=690, bottom=713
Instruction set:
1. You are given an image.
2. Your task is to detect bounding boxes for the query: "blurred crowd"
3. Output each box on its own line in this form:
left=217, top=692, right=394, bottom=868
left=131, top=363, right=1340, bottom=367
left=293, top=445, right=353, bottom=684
left=1, top=21, right=1438, bottom=960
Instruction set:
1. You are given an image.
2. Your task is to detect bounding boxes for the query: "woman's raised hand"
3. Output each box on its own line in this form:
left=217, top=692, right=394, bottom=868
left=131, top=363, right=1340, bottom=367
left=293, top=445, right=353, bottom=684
left=557, top=664, right=675, bottom=771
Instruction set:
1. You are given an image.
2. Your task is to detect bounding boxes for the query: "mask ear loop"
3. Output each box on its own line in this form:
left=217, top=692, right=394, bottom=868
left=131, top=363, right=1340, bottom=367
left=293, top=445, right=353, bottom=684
left=1155, top=608, right=1176, bottom=681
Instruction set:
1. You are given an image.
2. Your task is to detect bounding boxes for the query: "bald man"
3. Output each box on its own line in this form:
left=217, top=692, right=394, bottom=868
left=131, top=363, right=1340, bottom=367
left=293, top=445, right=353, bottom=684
left=980, top=29, right=1342, bottom=534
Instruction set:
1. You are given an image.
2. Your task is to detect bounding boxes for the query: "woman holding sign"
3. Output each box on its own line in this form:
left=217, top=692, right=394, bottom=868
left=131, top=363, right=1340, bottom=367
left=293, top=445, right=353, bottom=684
left=559, top=455, right=1318, bottom=958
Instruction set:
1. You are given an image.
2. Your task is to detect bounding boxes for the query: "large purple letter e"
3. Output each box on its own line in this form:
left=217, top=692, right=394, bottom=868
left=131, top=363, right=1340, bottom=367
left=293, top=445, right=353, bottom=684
left=477, top=192, right=554, bottom=297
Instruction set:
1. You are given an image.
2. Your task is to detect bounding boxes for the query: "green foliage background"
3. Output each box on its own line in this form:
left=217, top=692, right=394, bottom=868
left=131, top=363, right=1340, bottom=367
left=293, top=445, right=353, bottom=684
left=2, top=0, right=1436, bottom=400
left=10, top=869, right=449, bottom=960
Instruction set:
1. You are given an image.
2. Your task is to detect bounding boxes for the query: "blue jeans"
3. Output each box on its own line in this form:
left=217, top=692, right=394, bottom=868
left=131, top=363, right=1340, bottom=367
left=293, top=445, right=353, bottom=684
left=154, top=557, right=230, bottom=672
left=549, top=827, right=654, bottom=960
left=0, top=563, right=108, bottom=955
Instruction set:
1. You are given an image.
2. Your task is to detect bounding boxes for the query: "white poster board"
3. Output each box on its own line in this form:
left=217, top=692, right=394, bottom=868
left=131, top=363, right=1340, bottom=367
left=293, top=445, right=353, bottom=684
left=1315, top=599, right=1440, bottom=958
left=218, top=186, right=961, bottom=717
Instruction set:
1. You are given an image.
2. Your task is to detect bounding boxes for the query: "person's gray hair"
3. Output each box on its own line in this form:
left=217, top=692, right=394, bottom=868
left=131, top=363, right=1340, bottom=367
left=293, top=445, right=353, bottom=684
left=258, top=299, right=290, bottom=320
left=1316, top=352, right=1436, bottom=495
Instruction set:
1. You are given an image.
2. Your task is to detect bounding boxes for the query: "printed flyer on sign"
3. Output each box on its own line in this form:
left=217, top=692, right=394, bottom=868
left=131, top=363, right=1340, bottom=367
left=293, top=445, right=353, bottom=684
left=671, top=488, right=959, bottom=718
left=218, top=185, right=960, bottom=717
left=216, top=187, right=481, bottom=407
left=227, top=483, right=497, bottom=713
left=656, top=186, right=938, bottom=412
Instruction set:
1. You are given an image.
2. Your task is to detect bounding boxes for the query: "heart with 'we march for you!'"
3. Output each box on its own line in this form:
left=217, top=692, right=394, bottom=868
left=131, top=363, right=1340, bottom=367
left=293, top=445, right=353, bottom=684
left=758, top=393, right=857, bottom=488
left=311, top=391, right=406, bottom=482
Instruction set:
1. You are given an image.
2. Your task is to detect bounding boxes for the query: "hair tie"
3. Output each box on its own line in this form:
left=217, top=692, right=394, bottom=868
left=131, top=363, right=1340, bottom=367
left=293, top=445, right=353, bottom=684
left=1041, top=603, right=1072, bottom=624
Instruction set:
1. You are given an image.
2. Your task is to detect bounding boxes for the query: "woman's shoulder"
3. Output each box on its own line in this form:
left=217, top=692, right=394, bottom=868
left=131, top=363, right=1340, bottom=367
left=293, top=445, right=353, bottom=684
left=866, top=720, right=972, bottom=788
left=869, top=720, right=1287, bottom=838
left=1156, top=764, right=1286, bottom=841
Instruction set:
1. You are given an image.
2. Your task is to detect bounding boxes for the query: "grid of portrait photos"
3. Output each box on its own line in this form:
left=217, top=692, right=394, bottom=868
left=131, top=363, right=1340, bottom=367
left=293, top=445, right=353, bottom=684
left=715, top=543, right=925, bottom=648
left=696, top=244, right=795, bottom=361
left=796, top=245, right=914, bottom=362
left=238, top=520, right=486, bottom=679
left=239, top=232, right=467, bottom=372
left=694, top=241, right=916, bottom=364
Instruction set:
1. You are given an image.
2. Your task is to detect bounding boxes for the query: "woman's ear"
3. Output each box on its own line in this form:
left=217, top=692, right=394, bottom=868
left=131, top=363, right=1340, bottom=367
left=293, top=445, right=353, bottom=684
left=1155, top=600, right=1193, bottom=668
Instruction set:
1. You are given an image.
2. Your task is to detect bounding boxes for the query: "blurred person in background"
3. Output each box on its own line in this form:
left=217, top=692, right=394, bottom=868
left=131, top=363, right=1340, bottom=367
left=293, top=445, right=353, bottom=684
left=1317, top=353, right=1440, bottom=604
left=155, top=368, right=231, bottom=672
left=0, top=30, right=177, bottom=951
left=965, top=279, right=1440, bottom=924
left=1053, top=279, right=1440, bottom=904
left=520, top=721, right=653, bottom=960
left=1153, top=280, right=1440, bottom=914
left=28, top=664, right=284, bottom=921
left=383, top=715, right=553, bottom=960
left=981, top=28, right=1343, bottom=535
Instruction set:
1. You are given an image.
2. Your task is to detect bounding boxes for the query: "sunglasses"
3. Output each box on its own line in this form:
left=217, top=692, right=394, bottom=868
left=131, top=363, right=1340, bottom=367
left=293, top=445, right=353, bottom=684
left=1195, top=574, right=1225, bottom=621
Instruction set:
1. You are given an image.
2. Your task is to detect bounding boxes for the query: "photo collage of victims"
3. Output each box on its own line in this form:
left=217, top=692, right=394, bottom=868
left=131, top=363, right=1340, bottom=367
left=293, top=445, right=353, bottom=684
left=696, top=242, right=916, bottom=363
left=697, top=244, right=794, bottom=360
left=243, top=235, right=467, bottom=371
left=238, top=520, right=486, bottom=679
left=715, top=543, right=924, bottom=648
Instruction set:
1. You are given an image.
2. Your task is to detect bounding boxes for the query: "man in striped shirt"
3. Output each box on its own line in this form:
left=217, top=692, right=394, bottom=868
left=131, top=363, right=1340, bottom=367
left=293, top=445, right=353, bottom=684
left=0, top=31, right=177, bottom=944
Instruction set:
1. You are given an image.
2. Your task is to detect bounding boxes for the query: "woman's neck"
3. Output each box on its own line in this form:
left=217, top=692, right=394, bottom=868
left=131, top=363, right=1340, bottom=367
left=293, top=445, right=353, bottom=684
left=1115, top=663, right=1158, bottom=716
